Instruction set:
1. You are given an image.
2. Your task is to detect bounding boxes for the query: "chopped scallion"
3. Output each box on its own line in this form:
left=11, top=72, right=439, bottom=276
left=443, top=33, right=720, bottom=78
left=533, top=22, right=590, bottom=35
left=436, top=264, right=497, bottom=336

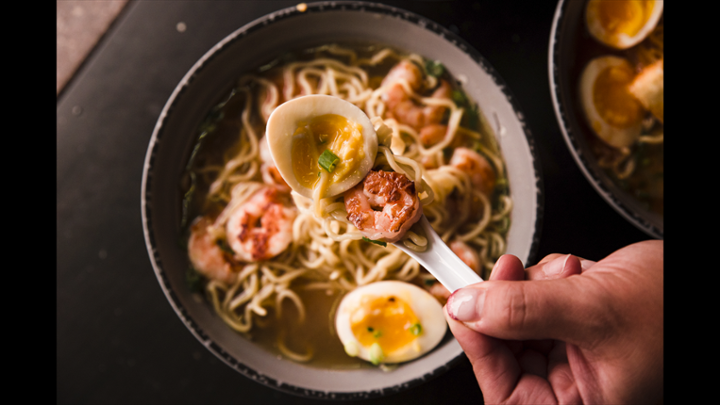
left=344, top=341, right=359, bottom=357
left=318, top=149, right=340, bottom=172
left=369, top=343, right=384, bottom=365
left=362, top=237, right=387, bottom=247
left=409, top=323, right=422, bottom=336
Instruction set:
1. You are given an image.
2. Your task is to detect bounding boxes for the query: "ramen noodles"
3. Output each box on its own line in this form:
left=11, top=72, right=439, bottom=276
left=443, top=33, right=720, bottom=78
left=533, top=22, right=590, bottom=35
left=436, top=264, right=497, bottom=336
left=180, top=43, right=511, bottom=367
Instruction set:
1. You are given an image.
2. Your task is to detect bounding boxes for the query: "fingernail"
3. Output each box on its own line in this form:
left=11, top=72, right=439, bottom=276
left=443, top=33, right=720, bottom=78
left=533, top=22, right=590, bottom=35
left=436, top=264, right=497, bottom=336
left=544, top=254, right=571, bottom=279
left=447, top=288, right=486, bottom=322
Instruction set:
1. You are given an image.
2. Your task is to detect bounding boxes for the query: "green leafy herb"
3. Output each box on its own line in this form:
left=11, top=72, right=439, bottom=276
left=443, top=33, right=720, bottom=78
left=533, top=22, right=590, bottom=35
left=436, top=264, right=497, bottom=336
left=180, top=171, right=197, bottom=229
left=180, top=88, right=237, bottom=229
left=318, top=149, right=340, bottom=172
left=216, top=239, right=234, bottom=255
left=463, top=106, right=480, bottom=131
left=362, top=237, right=387, bottom=247
left=186, top=266, right=205, bottom=293
left=425, top=59, right=445, bottom=77
left=451, top=90, right=467, bottom=106
left=409, top=323, right=422, bottom=336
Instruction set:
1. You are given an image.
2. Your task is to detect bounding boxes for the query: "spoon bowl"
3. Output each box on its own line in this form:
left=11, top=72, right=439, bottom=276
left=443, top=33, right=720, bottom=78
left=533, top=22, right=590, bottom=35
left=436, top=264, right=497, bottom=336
left=393, top=215, right=483, bottom=292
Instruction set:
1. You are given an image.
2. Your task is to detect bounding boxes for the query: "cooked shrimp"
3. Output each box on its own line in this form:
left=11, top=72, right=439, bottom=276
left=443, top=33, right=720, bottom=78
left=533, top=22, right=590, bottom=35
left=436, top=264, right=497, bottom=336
left=449, top=147, right=497, bottom=196
left=419, top=123, right=448, bottom=147
left=426, top=240, right=480, bottom=303
left=381, top=60, right=452, bottom=131
left=188, top=216, right=237, bottom=285
left=344, top=170, right=422, bottom=243
left=449, top=240, right=481, bottom=273
left=226, top=186, right=297, bottom=262
left=422, top=79, right=452, bottom=124
left=381, top=59, right=424, bottom=91
left=259, top=135, right=290, bottom=191
left=428, top=281, right=451, bottom=303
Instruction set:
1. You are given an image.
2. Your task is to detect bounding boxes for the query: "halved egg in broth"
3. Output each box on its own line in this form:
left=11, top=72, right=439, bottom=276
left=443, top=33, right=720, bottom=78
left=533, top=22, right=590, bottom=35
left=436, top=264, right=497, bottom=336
left=334, top=281, right=447, bottom=365
left=266, top=95, right=378, bottom=199
left=579, top=55, right=644, bottom=149
left=585, top=0, right=663, bottom=50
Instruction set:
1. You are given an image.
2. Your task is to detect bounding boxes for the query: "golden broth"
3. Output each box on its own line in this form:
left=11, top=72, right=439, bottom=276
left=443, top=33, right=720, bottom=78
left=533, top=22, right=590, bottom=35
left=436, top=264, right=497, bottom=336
left=181, top=42, right=506, bottom=367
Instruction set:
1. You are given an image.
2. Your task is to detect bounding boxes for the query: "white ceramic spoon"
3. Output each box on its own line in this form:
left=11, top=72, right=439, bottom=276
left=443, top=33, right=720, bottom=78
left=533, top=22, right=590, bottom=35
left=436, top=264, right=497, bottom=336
left=393, top=215, right=483, bottom=292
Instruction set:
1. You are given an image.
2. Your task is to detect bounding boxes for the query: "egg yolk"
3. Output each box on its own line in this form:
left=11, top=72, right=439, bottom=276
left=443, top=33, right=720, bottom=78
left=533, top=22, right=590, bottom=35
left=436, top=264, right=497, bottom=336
left=349, top=295, right=421, bottom=354
left=291, top=114, right=365, bottom=189
left=589, top=0, right=655, bottom=39
left=593, top=64, right=643, bottom=130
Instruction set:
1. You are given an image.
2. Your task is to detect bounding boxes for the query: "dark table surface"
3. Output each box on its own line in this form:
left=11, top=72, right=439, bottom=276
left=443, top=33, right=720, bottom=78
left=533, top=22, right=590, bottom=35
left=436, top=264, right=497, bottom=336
left=57, top=1, right=653, bottom=403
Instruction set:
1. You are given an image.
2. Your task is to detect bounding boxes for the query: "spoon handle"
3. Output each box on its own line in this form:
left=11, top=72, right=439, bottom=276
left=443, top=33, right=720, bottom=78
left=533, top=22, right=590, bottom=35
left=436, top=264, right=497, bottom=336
left=393, top=215, right=483, bottom=292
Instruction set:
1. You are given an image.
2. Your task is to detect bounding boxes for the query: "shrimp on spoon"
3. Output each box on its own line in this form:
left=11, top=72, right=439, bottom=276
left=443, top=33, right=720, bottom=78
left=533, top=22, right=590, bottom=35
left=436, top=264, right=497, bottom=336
left=264, top=94, right=483, bottom=293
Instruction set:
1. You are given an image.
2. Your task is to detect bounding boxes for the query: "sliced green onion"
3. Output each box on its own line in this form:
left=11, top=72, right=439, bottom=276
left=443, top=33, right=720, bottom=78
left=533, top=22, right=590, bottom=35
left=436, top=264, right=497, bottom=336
left=344, top=341, right=359, bottom=357
left=318, top=149, right=340, bottom=172
left=373, top=329, right=383, bottom=339
left=409, top=323, right=422, bottom=336
left=369, top=343, right=385, bottom=365
left=362, top=237, right=387, bottom=247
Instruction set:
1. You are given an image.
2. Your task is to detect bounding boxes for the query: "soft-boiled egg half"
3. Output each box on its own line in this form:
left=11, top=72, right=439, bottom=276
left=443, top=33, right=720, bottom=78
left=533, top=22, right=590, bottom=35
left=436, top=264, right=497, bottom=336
left=265, top=95, right=378, bottom=199
left=335, top=281, right=447, bottom=365
left=585, top=0, right=663, bottom=50
left=579, top=55, right=644, bottom=149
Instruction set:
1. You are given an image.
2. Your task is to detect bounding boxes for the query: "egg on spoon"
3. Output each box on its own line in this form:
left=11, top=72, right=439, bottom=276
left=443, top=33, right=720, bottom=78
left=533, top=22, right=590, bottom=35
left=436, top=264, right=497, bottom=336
left=334, top=280, right=447, bottom=365
left=585, top=0, right=664, bottom=50
left=265, top=95, right=378, bottom=200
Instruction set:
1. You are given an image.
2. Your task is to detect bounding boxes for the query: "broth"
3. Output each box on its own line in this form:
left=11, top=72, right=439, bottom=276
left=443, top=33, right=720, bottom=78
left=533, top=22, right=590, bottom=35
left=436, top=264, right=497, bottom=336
left=181, top=42, right=509, bottom=367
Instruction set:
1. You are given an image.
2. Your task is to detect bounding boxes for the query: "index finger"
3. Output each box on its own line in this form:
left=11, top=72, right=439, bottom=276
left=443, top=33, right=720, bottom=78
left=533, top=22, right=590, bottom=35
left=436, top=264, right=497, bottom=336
left=526, top=254, right=595, bottom=280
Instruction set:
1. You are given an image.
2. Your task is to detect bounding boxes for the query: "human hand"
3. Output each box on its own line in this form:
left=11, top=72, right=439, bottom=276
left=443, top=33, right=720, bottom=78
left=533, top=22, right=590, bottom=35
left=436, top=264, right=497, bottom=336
left=444, top=240, right=663, bottom=404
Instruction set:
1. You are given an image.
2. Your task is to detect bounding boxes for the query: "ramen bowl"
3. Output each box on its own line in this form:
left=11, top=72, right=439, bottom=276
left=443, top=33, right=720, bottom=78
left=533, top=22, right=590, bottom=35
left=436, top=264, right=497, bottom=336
left=549, top=0, right=663, bottom=238
left=142, top=1, right=542, bottom=399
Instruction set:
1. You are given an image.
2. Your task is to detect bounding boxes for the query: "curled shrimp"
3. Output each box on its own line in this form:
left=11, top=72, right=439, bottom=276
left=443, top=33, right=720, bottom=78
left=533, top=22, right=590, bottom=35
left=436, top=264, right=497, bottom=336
left=344, top=170, right=422, bottom=243
left=381, top=60, right=452, bottom=131
left=450, top=240, right=481, bottom=273
left=449, top=147, right=497, bottom=196
left=419, top=123, right=449, bottom=147
left=226, top=186, right=297, bottom=262
left=188, top=216, right=237, bottom=285
left=259, top=135, right=290, bottom=191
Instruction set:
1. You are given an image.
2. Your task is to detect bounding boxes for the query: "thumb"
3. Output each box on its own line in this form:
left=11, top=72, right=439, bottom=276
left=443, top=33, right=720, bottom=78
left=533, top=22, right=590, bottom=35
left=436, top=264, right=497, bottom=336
left=446, top=272, right=609, bottom=346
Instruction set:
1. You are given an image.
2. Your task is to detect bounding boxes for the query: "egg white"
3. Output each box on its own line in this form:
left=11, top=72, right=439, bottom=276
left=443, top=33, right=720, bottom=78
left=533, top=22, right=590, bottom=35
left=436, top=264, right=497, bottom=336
left=334, top=280, right=447, bottom=364
left=265, top=95, right=378, bottom=199
left=585, top=0, right=663, bottom=50
left=579, top=55, right=643, bottom=149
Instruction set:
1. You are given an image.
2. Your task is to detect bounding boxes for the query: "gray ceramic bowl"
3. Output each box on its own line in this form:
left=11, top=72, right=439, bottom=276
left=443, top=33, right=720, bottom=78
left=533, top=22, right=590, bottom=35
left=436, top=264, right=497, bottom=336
left=142, top=1, right=542, bottom=399
left=549, top=0, right=662, bottom=238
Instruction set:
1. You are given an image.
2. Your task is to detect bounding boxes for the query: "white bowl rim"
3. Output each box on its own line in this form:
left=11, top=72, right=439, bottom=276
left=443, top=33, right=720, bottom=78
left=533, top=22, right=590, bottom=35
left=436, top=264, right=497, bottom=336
left=141, top=0, right=544, bottom=399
